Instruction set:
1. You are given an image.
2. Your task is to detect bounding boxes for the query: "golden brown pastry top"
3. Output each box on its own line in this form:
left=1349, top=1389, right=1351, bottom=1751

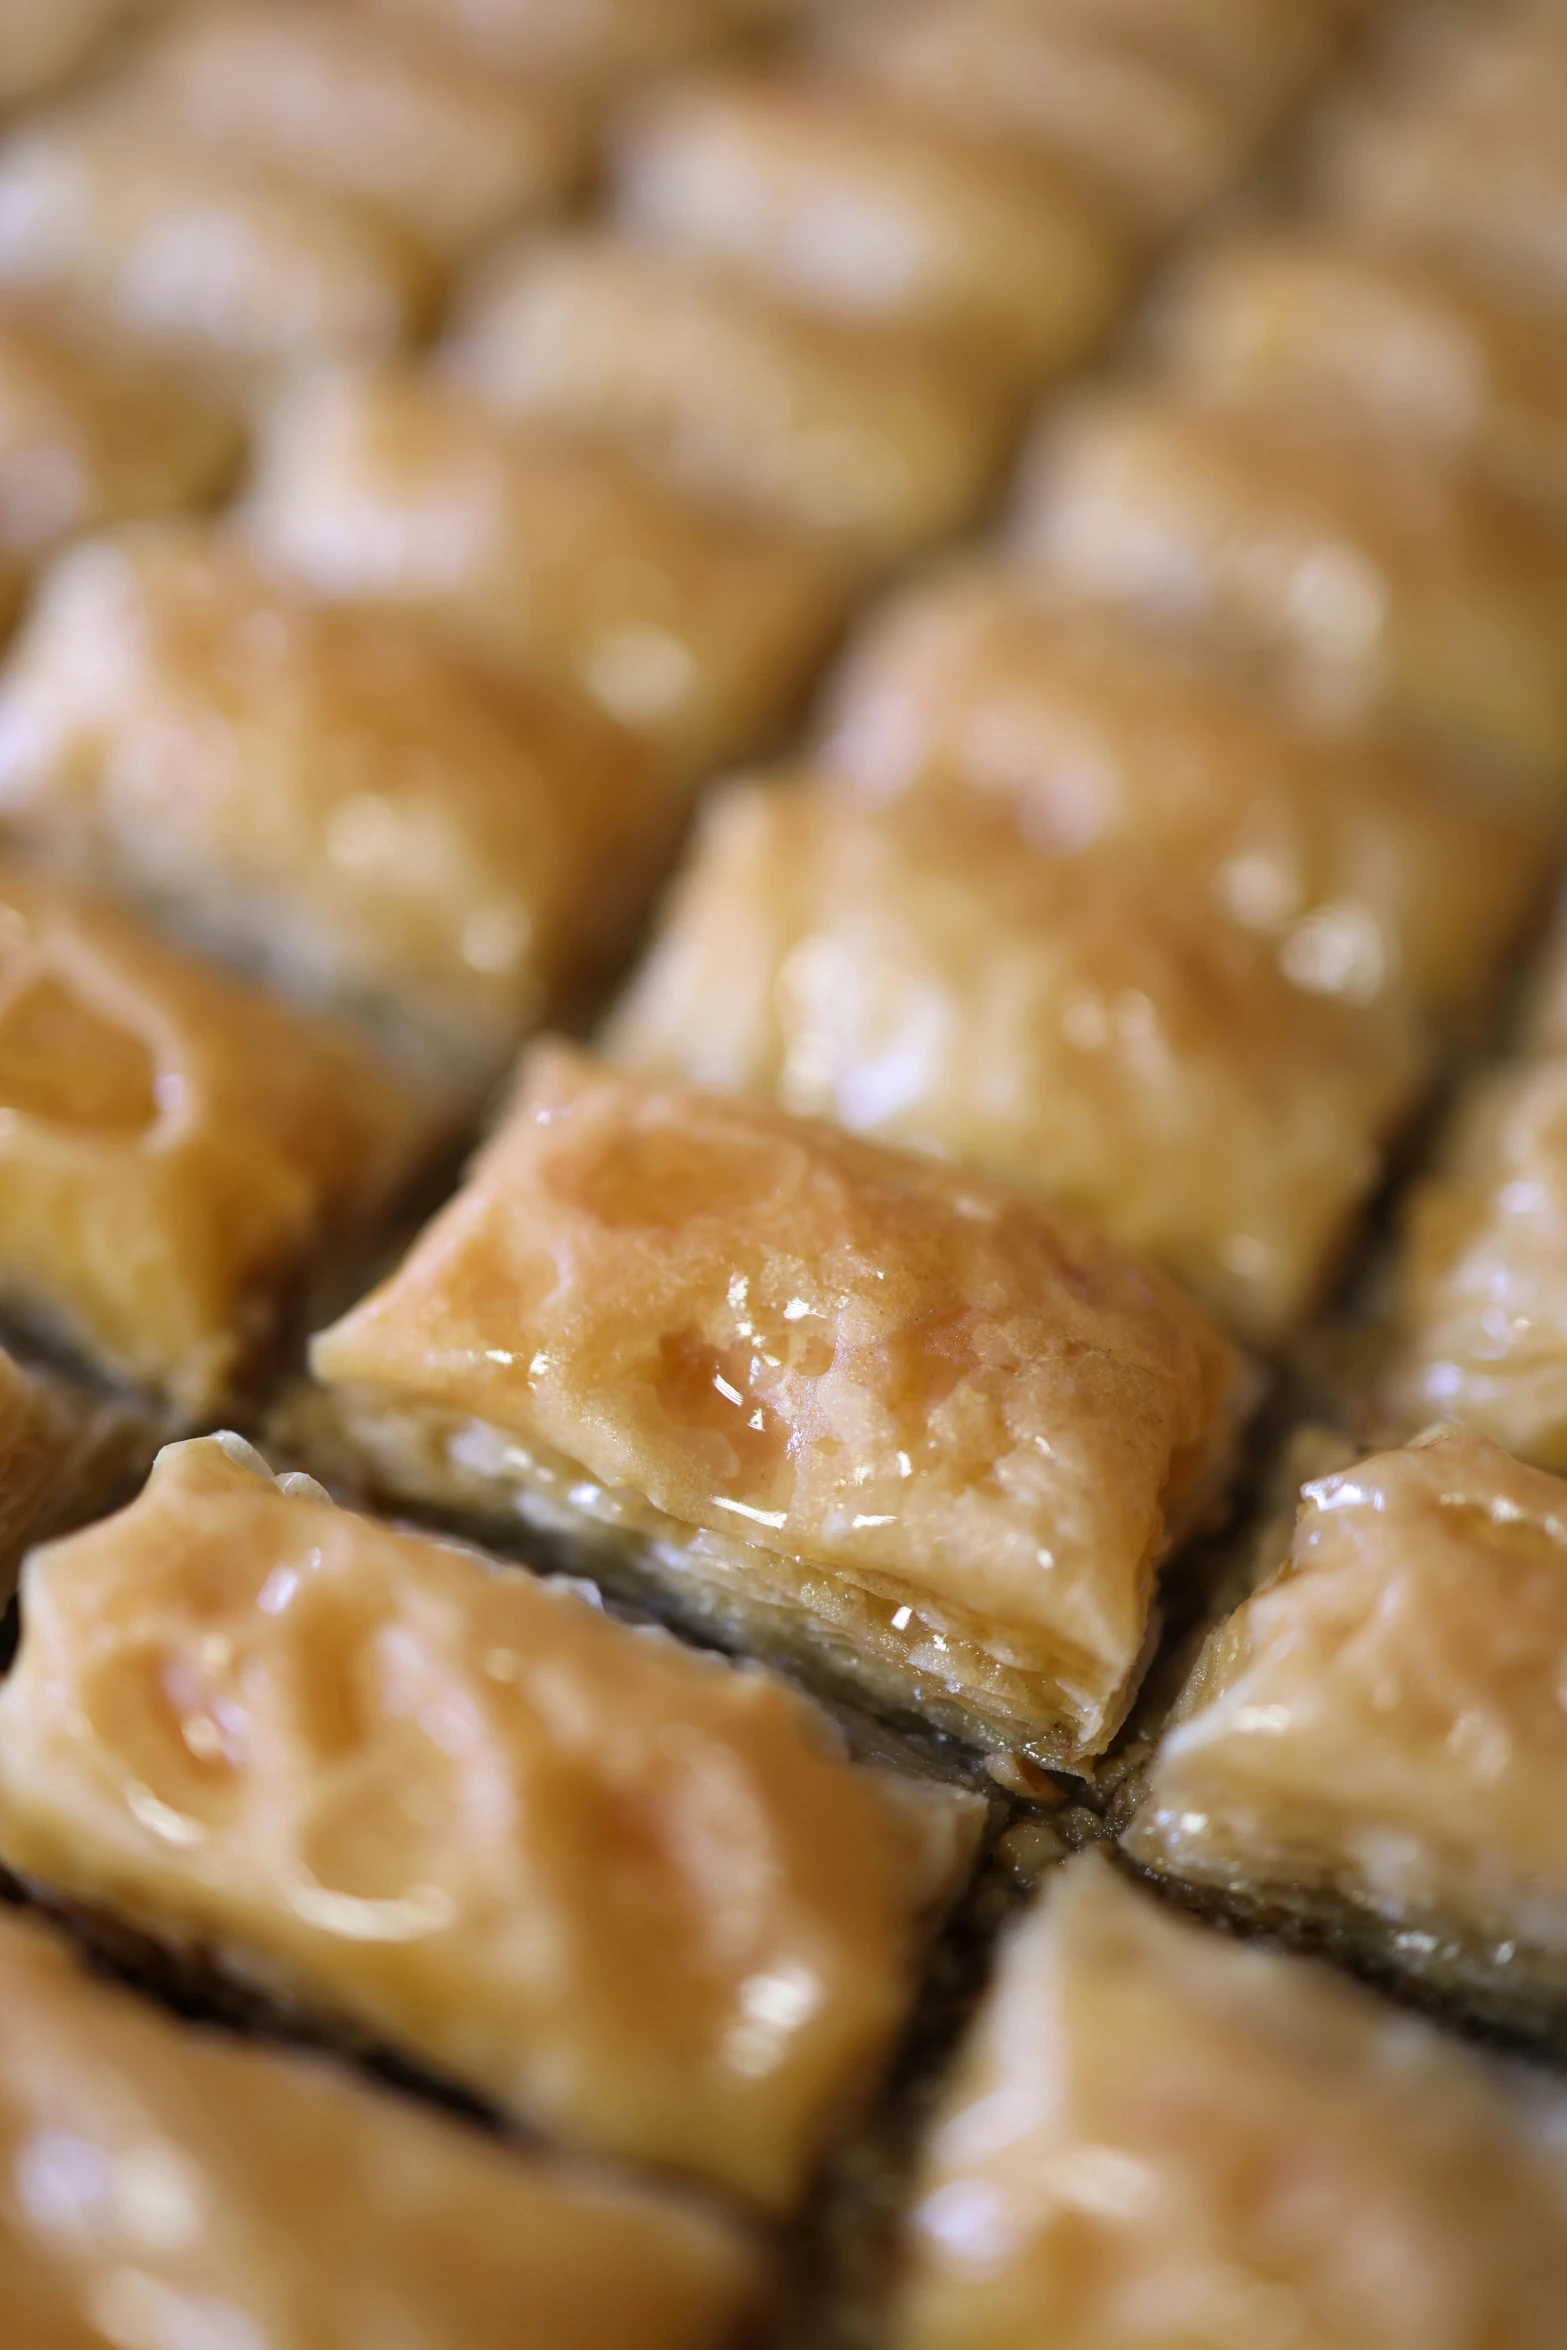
left=0, top=863, right=435, bottom=1415
left=896, top=1853, right=1567, bottom=2350
left=607, top=781, right=1425, bottom=1341
left=0, top=103, right=437, bottom=378
left=0, top=1432, right=982, bottom=2212
left=1129, top=1428, right=1567, bottom=1947
left=0, top=1903, right=762, bottom=2350
left=241, top=364, right=847, bottom=770
left=444, top=230, right=1015, bottom=561
left=1015, top=388, right=1567, bottom=796
left=314, top=1041, right=1247, bottom=1706
left=820, top=570, right=1542, bottom=1024
left=611, top=71, right=1129, bottom=378
left=0, top=522, right=671, bottom=1073
left=126, top=1, right=586, bottom=259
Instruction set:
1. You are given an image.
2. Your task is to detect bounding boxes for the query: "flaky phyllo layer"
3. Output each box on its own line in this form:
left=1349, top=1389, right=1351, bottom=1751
left=306, top=1044, right=1251, bottom=1763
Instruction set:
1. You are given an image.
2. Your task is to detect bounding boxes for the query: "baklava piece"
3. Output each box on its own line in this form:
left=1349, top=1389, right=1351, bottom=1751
left=302, top=1041, right=1249, bottom=1764
left=1386, top=1050, right=1567, bottom=1469
left=1126, top=1428, right=1567, bottom=2043
left=1015, top=389, right=1567, bottom=798
left=896, top=1852, right=1567, bottom=2350
left=241, top=365, right=847, bottom=771
left=0, top=865, right=437, bottom=1420
left=612, top=73, right=1129, bottom=385
left=0, top=1432, right=984, bottom=2210
left=0, top=1906, right=761, bottom=2350
left=1157, top=230, right=1567, bottom=514
left=0, top=523, right=672, bottom=1079
left=607, top=782, right=1426, bottom=1342
left=0, top=105, right=436, bottom=381
left=821, top=569, right=1544, bottom=1029
left=125, top=1, right=585, bottom=263
left=444, top=232, right=1015, bottom=564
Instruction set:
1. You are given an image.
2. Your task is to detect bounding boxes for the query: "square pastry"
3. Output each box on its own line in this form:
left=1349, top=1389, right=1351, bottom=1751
left=820, top=570, right=1544, bottom=1030
left=301, top=1042, right=1249, bottom=1764
left=896, top=1852, right=1567, bottom=2350
left=607, top=780, right=1427, bottom=1342
left=0, top=1432, right=984, bottom=2211
left=0, top=103, right=437, bottom=380
left=1126, top=1427, right=1567, bottom=2043
left=0, top=1906, right=761, bottom=2350
left=611, top=73, right=1129, bottom=383
left=241, top=365, right=848, bottom=772
left=0, top=865, right=438, bottom=1419
left=1014, top=388, right=1567, bottom=800
left=443, top=231, right=1017, bottom=564
left=0, top=522, right=672, bottom=1080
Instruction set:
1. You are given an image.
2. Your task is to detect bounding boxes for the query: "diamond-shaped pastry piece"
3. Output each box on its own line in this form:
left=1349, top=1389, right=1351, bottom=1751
left=1014, top=388, right=1567, bottom=798
left=241, top=365, right=847, bottom=772
left=0, top=1433, right=983, bottom=2210
left=0, top=865, right=438, bottom=1418
left=0, top=1904, right=763, bottom=2348
left=821, top=571, right=1544, bottom=1027
left=607, top=780, right=1426, bottom=1342
left=1126, top=1428, right=1567, bottom=2040
left=895, top=1853, right=1567, bottom=2350
left=0, top=523, right=671, bottom=1079
left=305, top=1042, right=1249, bottom=1764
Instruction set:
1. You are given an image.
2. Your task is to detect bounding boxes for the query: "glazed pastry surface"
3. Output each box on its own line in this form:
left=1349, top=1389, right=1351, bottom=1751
left=0, top=1904, right=761, bottom=2350
left=241, top=366, right=846, bottom=769
left=0, top=1433, right=982, bottom=2211
left=608, top=781, right=1426, bottom=1341
left=0, top=523, right=671, bottom=1074
left=0, top=864, right=434, bottom=1416
left=821, top=570, right=1543, bottom=1025
left=309, top=1041, right=1247, bottom=1760
left=896, top=1854, right=1567, bottom=2350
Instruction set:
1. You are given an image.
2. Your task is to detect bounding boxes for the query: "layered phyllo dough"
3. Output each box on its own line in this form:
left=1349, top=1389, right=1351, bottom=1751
left=444, top=232, right=1016, bottom=563
left=0, top=524, right=672, bottom=1077
left=0, top=104, right=437, bottom=379
left=0, top=1904, right=762, bottom=2350
left=611, top=74, right=1129, bottom=383
left=895, top=1852, right=1567, bottom=2350
left=1126, top=1429, right=1567, bottom=2042
left=0, top=1432, right=984, bottom=2210
left=1015, top=389, right=1567, bottom=796
left=820, top=570, right=1544, bottom=1028
left=121, top=1, right=585, bottom=262
left=241, top=366, right=847, bottom=770
left=0, top=865, right=436, bottom=1418
left=302, top=1042, right=1249, bottom=1763
left=1156, top=230, right=1567, bottom=514
left=607, top=781, right=1426, bottom=1342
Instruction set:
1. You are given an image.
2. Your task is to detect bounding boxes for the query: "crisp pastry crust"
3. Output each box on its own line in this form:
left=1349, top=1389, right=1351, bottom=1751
left=820, top=569, right=1544, bottom=1027
left=607, top=781, right=1427, bottom=1342
left=0, top=522, right=673, bottom=1078
left=241, top=365, right=847, bottom=771
left=0, top=864, right=437, bottom=1419
left=0, top=1433, right=984, bottom=2211
left=895, top=1852, right=1567, bottom=2350
left=0, top=104, right=437, bottom=379
left=304, top=1041, right=1249, bottom=1765
left=1387, top=1053, right=1567, bottom=1470
left=0, top=1905, right=762, bottom=2350
left=444, top=231, right=1016, bottom=562
left=126, top=2, right=586, bottom=260
left=1157, top=231, right=1567, bottom=513
left=1125, top=1429, right=1567, bottom=2041
left=1015, top=389, right=1567, bottom=797
left=611, top=72, right=1129, bottom=380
